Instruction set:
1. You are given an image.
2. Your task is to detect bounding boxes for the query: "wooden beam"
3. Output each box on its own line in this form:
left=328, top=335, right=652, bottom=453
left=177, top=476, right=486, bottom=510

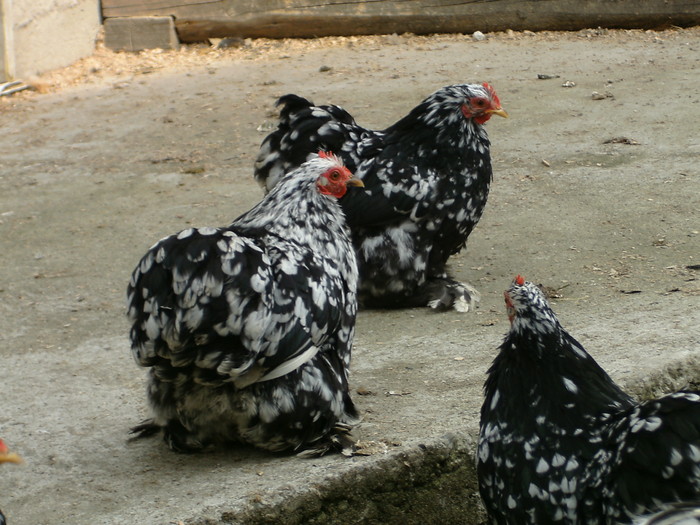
left=101, top=1, right=700, bottom=42
left=102, top=0, right=217, bottom=18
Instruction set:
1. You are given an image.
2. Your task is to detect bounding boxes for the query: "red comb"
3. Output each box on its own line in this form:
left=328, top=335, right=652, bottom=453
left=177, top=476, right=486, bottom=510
left=482, top=82, right=501, bottom=105
left=317, top=150, right=345, bottom=167
left=515, top=275, right=525, bottom=286
left=0, top=439, right=8, bottom=454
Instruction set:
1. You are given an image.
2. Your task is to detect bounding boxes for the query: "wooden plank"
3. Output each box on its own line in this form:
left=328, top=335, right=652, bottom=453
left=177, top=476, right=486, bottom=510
left=104, top=16, right=180, bottom=51
left=102, top=0, right=218, bottom=18
left=101, top=0, right=700, bottom=42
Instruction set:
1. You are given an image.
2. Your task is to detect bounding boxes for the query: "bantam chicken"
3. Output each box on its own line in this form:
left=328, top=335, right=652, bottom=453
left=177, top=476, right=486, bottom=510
left=255, top=83, right=507, bottom=312
left=127, top=153, right=363, bottom=455
left=0, top=438, right=21, bottom=525
left=478, top=276, right=700, bottom=524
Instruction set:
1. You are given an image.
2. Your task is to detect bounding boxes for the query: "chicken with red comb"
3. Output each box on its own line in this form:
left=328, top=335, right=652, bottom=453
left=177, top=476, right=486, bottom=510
left=127, top=153, right=364, bottom=455
left=255, top=83, right=507, bottom=313
left=479, top=276, right=700, bottom=524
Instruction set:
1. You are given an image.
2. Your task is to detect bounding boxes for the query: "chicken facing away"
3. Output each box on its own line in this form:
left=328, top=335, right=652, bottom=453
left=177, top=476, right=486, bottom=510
left=478, top=276, right=700, bottom=524
left=254, top=83, right=507, bottom=312
left=127, top=153, right=364, bottom=455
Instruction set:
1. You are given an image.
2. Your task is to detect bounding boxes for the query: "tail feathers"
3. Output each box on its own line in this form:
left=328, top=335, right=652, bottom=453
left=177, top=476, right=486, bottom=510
left=275, top=93, right=315, bottom=121
left=255, top=93, right=361, bottom=191
left=276, top=94, right=357, bottom=128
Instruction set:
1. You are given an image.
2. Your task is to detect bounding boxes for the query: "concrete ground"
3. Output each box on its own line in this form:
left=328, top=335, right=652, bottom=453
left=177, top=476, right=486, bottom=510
left=0, top=28, right=699, bottom=525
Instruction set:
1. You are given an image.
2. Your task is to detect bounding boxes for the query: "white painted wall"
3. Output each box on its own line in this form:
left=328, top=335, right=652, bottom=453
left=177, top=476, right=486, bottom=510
left=1, top=0, right=100, bottom=81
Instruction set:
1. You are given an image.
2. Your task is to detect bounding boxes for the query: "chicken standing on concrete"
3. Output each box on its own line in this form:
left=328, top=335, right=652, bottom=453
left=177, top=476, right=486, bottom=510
left=255, top=83, right=507, bottom=312
left=127, top=153, right=364, bottom=455
left=478, top=276, right=700, bottom=524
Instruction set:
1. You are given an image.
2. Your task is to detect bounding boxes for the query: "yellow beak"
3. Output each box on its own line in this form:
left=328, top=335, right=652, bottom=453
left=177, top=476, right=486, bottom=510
left=487, top=108, right=509, bottom=118
left=0, top=452, right=23, bottom=464
left=346, top=178, right=365, bottom=187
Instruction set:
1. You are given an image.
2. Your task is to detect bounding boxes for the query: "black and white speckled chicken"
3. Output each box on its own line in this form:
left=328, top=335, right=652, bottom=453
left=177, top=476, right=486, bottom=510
left=254, top=83, right=507, bottom=312
left=478, top=275, right=700, bottom=524
left=127, top=153, right=364, bottom=455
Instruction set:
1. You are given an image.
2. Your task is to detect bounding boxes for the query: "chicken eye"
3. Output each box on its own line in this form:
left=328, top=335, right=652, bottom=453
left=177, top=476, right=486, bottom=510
left=472, top=98, right=488, bottom=108
left=328, top=169, right=341, bottom=181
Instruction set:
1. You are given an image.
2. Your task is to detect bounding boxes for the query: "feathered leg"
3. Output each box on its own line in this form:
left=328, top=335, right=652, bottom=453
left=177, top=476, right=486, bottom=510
left=358, top=273, right=480, bottom=312
left=423, top=276, right=481, bottom=312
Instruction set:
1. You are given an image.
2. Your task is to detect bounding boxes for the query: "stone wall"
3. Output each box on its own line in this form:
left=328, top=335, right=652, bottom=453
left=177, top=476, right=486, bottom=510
left=1, top=0, right=100, bottom=81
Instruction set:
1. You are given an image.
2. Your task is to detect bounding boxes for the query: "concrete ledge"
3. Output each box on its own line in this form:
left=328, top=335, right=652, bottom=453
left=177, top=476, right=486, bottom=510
left=209, top=434, right=483, bottom=525
left=167, top=359, right=700, bottom=525
left=104, top=16, right=180, bottom=52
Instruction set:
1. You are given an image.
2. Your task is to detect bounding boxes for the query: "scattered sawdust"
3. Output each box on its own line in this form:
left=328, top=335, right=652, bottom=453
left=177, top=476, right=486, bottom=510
left=3, top=26, right=695, bottom=99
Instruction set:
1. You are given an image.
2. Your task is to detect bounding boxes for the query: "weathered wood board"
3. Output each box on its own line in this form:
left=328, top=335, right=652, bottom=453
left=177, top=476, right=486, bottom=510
left=101, top=0, right=700, bottom=42
left=104, top=16, right=180, bottom=51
